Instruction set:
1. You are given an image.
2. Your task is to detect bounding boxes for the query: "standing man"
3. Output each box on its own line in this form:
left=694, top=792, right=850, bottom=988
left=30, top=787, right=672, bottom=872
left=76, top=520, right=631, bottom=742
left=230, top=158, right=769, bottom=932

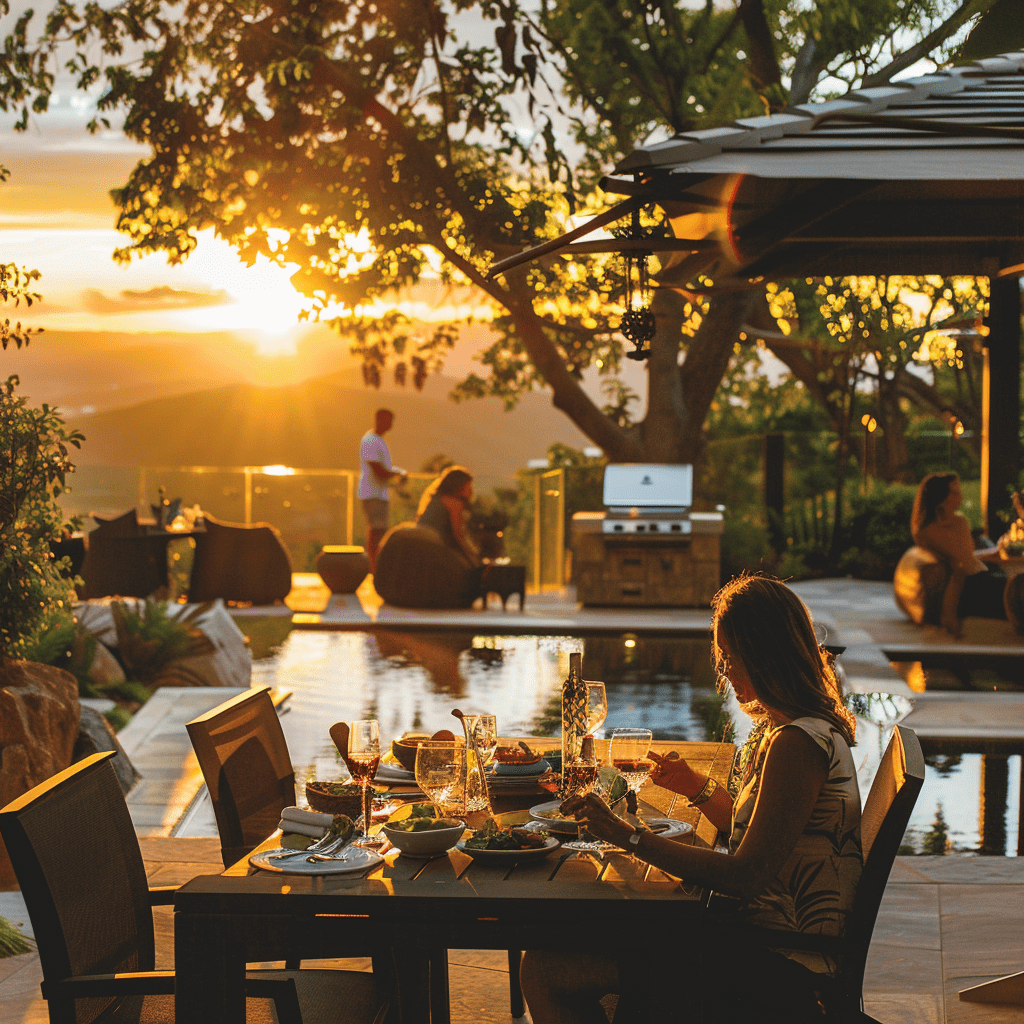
left=359, top=408, right=406, bottom=572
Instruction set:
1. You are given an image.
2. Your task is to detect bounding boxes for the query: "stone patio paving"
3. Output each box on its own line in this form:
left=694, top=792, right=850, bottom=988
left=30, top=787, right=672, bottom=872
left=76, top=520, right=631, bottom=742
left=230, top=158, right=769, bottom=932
left=3, top=575, right=1024, bottom=1022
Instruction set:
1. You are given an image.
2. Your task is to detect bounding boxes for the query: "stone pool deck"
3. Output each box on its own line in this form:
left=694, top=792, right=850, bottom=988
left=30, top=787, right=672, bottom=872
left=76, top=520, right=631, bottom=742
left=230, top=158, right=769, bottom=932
left=3, top=575, right=1024, bottom=1022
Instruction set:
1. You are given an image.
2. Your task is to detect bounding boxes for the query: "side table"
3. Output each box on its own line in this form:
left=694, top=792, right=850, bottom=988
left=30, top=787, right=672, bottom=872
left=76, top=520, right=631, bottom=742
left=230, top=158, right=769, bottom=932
left=480, top=563, right=526, bottom=610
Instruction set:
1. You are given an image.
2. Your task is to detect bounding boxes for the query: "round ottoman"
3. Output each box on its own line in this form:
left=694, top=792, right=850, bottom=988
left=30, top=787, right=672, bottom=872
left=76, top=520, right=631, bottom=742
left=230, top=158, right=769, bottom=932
left=316, top=545, right=370, bottom=593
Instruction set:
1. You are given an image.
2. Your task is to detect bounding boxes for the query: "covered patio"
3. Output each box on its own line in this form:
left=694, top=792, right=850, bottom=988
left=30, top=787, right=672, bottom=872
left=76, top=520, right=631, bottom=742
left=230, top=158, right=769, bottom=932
left=495, top=52, right=1024, bottom=538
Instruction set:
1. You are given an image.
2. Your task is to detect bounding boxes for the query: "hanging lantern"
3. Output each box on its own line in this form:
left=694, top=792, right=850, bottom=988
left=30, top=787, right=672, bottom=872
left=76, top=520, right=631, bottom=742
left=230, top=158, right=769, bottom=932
left=619, top=208, right=655, bottom=360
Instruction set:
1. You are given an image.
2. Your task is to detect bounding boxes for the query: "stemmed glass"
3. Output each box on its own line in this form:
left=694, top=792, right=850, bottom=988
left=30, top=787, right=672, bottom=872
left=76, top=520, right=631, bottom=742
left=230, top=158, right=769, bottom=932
left=608, top=728, right=654, bottom=796
left=559, top=754, right=612, bottom=857
left=585, top=682, right=608, bottom=738
left=348, top=720, right=381, bottom=847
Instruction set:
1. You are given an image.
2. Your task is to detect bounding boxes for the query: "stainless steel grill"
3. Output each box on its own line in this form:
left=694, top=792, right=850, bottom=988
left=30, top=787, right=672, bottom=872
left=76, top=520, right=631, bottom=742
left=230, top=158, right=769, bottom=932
left=601, top=463, right=693, bottom=537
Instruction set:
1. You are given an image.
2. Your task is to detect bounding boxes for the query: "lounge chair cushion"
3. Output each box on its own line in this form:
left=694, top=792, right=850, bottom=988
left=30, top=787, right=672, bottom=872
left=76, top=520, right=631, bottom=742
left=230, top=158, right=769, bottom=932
left=373, top=524, right=477, bottom=609
left=893, top=545, right=950, bottom=625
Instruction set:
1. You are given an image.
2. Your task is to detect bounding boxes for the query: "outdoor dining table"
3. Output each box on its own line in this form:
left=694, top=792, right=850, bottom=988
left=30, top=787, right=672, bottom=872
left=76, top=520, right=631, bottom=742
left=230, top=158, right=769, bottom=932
left=173, top=739, right=735, bottom=1024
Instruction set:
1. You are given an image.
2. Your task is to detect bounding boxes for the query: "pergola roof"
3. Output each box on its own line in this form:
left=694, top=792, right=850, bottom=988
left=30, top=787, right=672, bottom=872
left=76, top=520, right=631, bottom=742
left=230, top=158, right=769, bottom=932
left=604, top=53, right=1024, bottom=284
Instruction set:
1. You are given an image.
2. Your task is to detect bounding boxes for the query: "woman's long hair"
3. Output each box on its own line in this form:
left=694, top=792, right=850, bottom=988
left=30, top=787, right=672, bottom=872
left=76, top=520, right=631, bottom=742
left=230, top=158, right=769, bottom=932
left=416, top=466, right=473, bottom=517
left=911, top=471, right=958, bottom=543
left=712, top=573, right=856, bottom=745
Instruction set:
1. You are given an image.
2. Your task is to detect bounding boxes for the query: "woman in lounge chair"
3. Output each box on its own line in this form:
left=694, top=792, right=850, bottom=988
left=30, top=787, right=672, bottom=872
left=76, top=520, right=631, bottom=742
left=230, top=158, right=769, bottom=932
left=415, top=466, right=481, bottom=568
left=911, top=471, right=1010, bottom=634
left=521, top=574, right=861, bottom=1024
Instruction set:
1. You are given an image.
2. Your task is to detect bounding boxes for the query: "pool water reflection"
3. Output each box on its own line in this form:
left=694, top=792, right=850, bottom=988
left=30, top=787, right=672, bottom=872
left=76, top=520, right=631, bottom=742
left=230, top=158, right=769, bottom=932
left=245, top=629, right=1018, bottom=856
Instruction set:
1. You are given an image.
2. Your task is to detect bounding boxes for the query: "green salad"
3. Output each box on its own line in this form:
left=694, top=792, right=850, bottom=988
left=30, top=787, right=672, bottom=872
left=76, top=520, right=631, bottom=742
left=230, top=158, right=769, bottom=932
left=463, top=818, right=548, bottom=851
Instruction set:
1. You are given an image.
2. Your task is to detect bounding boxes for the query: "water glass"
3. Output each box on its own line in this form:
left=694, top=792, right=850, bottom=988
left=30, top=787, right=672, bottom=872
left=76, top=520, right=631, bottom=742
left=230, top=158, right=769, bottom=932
left=585, top=682, right=608, bottom=737
left=467, top=713, right=498, bottom=765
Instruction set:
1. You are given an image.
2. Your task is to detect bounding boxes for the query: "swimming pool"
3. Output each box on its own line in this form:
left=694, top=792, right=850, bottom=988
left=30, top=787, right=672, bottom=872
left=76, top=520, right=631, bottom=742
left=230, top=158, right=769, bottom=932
left=212, top=628, right=1019, bottom=856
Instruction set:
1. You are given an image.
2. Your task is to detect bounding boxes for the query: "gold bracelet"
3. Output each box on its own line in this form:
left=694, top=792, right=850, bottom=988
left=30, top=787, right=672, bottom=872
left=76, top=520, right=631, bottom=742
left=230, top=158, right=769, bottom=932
left=689, top=777, right=718, bottom=807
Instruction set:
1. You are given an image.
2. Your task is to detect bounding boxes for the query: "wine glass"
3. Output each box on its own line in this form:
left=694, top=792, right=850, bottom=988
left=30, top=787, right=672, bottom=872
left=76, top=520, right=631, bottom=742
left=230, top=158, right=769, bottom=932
left=608, top=728, right=654, bottom=796
left=348, top=720, right=381, bottom=847
left=414, top=741, right=464, bottom=816
left=468, top=714, right=498, bottom=766
left=585, top=682, right=607, bottom=738
left=559, top=756, right=614, bottom=858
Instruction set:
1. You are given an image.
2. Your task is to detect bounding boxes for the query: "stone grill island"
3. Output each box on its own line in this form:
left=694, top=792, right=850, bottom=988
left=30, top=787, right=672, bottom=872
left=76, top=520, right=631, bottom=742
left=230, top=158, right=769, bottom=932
left=572, top=463, right=723, bottom=607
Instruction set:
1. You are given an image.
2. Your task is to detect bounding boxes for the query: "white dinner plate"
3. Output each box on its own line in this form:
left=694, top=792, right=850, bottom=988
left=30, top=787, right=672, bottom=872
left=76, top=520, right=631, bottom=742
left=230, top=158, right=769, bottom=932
left=456, top=835, right=560, bottom=865
left=528, top=800, right=583, bottom=833
left=250, top=845, right=384, bottom=875
left=529, top=802, right=694, bottom=840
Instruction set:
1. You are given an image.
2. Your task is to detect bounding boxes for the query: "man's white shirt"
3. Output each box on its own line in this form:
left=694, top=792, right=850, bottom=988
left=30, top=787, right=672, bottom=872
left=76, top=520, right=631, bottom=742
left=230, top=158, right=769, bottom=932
left=358, top=431, right=393, bottom=500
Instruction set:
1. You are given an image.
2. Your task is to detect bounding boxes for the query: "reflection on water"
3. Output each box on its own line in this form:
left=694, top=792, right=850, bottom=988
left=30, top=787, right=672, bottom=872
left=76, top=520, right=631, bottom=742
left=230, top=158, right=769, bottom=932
left=249, top=630, right=1019, bottom=855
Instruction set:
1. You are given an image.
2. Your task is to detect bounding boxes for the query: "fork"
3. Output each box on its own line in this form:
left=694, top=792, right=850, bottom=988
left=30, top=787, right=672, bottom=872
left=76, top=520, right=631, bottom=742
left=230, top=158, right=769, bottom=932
left=270, top=831, right=351, bottom=860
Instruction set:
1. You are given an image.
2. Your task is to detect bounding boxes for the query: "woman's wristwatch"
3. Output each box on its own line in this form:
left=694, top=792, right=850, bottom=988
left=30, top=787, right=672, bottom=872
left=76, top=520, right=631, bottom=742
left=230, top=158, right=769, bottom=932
left=689, top=776, right=719, bottom=806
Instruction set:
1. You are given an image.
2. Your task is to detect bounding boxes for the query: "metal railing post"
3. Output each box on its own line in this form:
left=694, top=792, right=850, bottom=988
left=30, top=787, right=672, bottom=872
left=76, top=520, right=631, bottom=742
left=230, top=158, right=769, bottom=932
left=533, top=472, right=541, bottom=593
left=346, top=470, right=354, bottom=546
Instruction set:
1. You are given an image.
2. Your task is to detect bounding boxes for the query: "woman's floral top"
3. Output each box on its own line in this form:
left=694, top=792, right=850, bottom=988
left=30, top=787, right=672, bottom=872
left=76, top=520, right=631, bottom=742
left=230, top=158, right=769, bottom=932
left=729, top=716, right=863, bottom=972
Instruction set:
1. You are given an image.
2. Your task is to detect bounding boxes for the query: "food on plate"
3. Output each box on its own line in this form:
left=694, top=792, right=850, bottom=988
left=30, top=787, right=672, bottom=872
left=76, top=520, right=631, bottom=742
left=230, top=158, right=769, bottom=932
left=463, top=818, right=550, bottom=850
left=493, top=746, right=541, bottom=765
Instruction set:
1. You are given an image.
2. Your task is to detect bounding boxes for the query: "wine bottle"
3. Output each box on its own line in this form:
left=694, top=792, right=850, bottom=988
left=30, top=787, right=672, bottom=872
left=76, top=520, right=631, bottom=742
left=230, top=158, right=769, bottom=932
left=561, top=652, right=588, bottom=767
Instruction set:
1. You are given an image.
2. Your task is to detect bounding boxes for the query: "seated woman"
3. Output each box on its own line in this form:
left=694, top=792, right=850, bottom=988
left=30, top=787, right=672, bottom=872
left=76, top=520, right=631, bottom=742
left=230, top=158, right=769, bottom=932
left=912, top=472, right=1009, bottom=635
left=521, top=574, right=861, bottom=1024
left=415, top=466, right=481, bottom=569
left=372, top=466, right=483, bottom=609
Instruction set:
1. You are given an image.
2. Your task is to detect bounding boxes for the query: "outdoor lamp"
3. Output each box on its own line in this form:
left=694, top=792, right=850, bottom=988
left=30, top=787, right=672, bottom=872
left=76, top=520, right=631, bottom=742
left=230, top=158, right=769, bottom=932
left=619, top=208, right=655, bottom=361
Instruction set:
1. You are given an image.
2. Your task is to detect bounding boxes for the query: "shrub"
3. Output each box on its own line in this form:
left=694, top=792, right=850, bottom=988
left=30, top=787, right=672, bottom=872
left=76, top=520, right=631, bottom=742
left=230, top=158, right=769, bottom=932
left=110, top=599, right=214, bottom=683
left=840, top=483, right=917, bottom=580
left=20, top=613, right=97, bottom=694
left=0, top=375, right=83, bottom=660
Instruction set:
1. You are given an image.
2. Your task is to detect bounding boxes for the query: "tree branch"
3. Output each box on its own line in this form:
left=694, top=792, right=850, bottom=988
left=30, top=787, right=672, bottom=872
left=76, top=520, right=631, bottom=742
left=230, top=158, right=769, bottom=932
left=862, top=0, right=998, bottom=87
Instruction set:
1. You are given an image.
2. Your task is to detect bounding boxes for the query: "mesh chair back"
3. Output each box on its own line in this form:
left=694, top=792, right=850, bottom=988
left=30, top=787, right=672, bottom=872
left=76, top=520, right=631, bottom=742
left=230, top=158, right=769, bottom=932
left=0, top=752, right=154, bottom=1024
left=836, top=725, right=924, bottom=1007
left=187, top=687, right=295, bottom=868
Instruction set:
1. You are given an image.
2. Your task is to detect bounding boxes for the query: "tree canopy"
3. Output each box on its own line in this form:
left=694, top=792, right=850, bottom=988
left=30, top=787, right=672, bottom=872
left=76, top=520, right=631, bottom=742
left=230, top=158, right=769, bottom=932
left=0, top=0, right=1004, bottom=466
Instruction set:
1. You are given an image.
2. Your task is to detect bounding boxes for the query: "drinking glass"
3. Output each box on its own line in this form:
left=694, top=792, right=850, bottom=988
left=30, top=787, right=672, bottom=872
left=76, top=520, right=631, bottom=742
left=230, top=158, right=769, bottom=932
left=415, top=745, right=464, bottom=815
left=559, top=756, right=614, bottom=857
left=585, top=682, right=607, bottom=738
left=348, top=720, right=381, bottom=847
left=468, top=714, right=498, bottom=765
left=608, top=728, right=654, bottom=795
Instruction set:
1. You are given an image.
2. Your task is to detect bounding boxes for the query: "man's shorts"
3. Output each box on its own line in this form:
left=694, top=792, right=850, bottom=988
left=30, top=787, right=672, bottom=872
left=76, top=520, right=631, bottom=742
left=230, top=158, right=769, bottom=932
left=361, top=498, right=390, bottom=531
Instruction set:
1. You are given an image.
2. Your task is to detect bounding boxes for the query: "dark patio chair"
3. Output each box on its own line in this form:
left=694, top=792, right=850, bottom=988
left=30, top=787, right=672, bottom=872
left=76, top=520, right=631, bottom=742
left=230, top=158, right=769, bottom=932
left=186, top=687, right=377, bottom=971
left=186, top=686, right=295, bottom=870
left=188, top=513, right=292, bottom=605
left=0, top=750, right=389, bottom=1024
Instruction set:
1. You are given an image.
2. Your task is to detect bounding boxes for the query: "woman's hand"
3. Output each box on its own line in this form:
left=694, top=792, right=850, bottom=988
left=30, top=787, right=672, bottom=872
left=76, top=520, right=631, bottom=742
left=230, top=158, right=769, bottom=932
left=647, top=751, right=702, bottom=797
left=559, top=793, right=635, bottom=848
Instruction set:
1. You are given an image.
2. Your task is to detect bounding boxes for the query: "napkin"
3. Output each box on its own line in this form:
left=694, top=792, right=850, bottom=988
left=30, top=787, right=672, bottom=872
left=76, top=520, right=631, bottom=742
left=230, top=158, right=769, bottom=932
left=279, top=806, right=334, bottom=838
left=278, top=818, right=326, bottom=839
left=281, top=806, right=334, bottom=828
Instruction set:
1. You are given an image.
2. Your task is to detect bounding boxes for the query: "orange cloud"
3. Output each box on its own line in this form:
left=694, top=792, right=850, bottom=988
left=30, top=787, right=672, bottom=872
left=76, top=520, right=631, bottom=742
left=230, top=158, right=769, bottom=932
left=81, top=285, right=233, bottom=313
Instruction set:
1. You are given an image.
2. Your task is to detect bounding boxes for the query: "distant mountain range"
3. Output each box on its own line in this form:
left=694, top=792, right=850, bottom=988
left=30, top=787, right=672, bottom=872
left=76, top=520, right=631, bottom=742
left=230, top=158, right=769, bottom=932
left=64, top=364, right=590, bottom=487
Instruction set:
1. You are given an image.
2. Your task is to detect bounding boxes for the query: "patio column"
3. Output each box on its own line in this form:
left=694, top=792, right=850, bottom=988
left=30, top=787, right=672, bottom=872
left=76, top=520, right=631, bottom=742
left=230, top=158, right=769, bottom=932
left=981, top=276, right=1022, bottom=541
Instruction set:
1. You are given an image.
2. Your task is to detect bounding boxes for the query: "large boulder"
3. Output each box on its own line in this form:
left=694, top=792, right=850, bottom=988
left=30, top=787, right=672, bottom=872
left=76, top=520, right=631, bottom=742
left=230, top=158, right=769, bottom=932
left=72, top=706, right=141, bottom=795
left=0, top=660, right=80, bottom=889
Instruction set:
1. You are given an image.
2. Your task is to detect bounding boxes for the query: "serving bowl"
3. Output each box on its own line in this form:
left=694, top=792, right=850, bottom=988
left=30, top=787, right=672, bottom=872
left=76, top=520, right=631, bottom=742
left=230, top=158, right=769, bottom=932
left=390, top=733, right=432, bottom=772
left=381, top=822, right=465, bottom=858
left=305, top=781, right=363, bottom=816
